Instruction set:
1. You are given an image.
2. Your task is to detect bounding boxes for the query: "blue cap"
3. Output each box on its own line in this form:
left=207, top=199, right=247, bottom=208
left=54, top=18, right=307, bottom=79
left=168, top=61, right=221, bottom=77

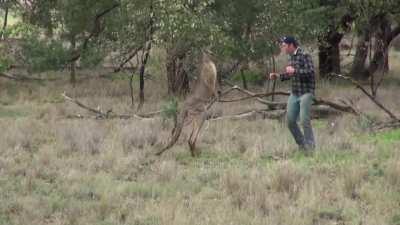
left=280, top=36, right=298, bottom=46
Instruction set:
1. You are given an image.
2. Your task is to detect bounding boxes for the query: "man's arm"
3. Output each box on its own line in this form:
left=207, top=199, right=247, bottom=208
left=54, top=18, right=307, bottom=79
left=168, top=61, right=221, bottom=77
left=279, top=72, right=291, bottom=81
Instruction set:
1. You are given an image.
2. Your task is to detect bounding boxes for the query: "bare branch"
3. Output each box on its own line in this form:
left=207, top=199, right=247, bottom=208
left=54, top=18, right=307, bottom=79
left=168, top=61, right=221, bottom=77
left=329, top=73, right=399, bottom=121
left=313, top=98, right=359, bottom=115
left=374, top=121, right=400, bottom=131
left=210, top=109, right=286, bottom=121
left=219, top=91, right=289, bottom=103
left=215, top=84, right=359, bottom=115
left=62, top=92, right=158, bottom=120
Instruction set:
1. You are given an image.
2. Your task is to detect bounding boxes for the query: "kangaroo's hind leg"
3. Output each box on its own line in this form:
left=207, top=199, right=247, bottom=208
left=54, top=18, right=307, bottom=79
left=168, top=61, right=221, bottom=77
left=188, top=113, right=207, bottom=157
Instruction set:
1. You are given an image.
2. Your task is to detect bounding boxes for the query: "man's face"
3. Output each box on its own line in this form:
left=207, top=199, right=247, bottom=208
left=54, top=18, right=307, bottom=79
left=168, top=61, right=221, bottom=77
left=280, top=43, right=296, bottom=54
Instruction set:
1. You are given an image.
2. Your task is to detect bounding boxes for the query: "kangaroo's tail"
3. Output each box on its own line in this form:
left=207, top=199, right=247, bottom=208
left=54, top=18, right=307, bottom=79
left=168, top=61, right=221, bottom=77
left=155, top=109, right=187, bottom=156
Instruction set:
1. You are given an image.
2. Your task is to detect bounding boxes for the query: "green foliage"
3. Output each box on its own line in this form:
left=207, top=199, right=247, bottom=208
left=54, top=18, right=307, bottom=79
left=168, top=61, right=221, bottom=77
left=80, top=42, right=107, bottom=68
left=356, top=114, right=378, bottom=131
left=0, top=109, right=28, bottom=118
left=391, top=214, right=400, bottom=225
left=231, top=70, right=264, bottom=85
left=373, top=129, right=400, bottom=145
left=341, top=0, right=400, bottom=33
left=2, top=0, right=397, bottom=86
left=0, top=51, right=12, bottom=73
left=368, top=162, right=384, bottom=177
left=133, top=216, right=161, bottom=225
left=21, top=37, right=69, bottom=72
left=10, top=0, right=120, bottom=73
left=3, top=0, right=344, bottom=76
left=161, top=97, right=179, bottom=122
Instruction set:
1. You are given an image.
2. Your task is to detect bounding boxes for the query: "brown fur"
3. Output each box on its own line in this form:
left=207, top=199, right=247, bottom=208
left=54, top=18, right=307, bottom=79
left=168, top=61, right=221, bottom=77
left=156, top=52, right=218, bottom=157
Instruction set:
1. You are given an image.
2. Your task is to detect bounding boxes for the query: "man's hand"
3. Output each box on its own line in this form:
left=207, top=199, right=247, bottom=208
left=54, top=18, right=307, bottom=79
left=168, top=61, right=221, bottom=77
left=269, top=73, right=279, bottom=80
left=286, top=66, right=295, bottom=75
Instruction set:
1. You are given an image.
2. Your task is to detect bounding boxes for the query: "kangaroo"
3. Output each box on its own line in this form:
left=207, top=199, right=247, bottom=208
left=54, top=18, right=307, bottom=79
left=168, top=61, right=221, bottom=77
left=156, top=51, right=218, bottom=157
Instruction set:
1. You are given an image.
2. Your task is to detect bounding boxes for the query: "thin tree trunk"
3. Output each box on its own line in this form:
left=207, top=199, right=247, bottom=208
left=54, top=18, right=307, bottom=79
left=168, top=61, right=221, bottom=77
left=240, top=68, right=248, bottom=90
left=137, top=0, right=154, bottom=111
left=1, top=6, right=8, bottom=40
left=137, top=43, right=152, bottom=110
left=270, top=55, right=277, bottom=102
left=166, top=47, right=190, bottom=96
left=351, top=16, right=400, bottom=81
left=368, top=16, right=391, bottom=76
left=129, top=69, right=135, bottom=107
left=70, top=36, right=77, bottom=86
left=350, top=28, right=370, bottom=80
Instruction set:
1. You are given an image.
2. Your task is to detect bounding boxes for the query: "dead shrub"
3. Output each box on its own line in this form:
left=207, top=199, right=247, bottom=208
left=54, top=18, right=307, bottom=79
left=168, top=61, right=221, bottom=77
left=342, top=165, right=368, bottom=199
left=222, top=171, right=248, bottom=209
left=120, top=121, right=159, bottom=154
left=1, top=119, right=45, bottom=153
left=56, top=120, right=107, bottom=155
left=385, top=159, right=400, bottom=190
left=269, top=161, right=307, bottom=199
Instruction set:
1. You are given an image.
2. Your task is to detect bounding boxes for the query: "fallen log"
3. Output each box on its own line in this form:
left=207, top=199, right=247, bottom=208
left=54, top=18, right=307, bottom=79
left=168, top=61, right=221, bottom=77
left=62, top=86, right=359, bottom=121
left=210, top=109, right=286, bottom=121
left=373, top=121, right=400, bottom=131
left=329, top=73, right=399, bottom=121
left=218, top=85, right=359, bottom=115
left=0, top=72, right=60, bottom=82
left=62, top=92, right=159, bottom=120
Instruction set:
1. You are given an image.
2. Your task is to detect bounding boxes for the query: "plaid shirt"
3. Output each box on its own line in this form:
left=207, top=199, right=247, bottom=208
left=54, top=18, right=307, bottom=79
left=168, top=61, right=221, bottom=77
left=280, top=48, right=315, bottom=96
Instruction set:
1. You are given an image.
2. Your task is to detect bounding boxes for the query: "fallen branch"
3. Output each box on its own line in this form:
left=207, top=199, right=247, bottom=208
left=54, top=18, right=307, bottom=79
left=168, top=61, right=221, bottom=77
left=313, top=98, right=359, bottom=115
left=209, top=105, right=348, bottom=122
left=205, top=86, right=238, bottom=110
left=62, top=84, right=359, bottom=122
left=225, top=85, right=287, bottom=108
left=217, top=85, right=359, bottom=115
left=373, top=121, right=400, bottom=131
left=329, top=73, right=399, bottom=121
left=210, top=109, right=286, bottom=121
left=62, top=93, right=159, bottom=120
left=219, top=90, right=289, bottom=103
left=0, top=72, right=60, bottom=82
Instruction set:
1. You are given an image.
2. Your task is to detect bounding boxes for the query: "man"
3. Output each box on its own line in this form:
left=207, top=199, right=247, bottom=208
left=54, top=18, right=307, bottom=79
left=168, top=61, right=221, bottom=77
left=269, top=36, right=316, bottom=151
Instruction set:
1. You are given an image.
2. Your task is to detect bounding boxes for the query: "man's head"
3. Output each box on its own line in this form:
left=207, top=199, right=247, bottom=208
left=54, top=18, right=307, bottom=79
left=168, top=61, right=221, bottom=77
left=280, top=36, right=298, bottom=54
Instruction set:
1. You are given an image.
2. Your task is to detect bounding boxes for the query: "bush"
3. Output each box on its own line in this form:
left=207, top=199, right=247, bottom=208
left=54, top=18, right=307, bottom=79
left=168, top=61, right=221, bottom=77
left=231, top=70, right=265, bottom=86
left=161, top=97, right=178, bottom=123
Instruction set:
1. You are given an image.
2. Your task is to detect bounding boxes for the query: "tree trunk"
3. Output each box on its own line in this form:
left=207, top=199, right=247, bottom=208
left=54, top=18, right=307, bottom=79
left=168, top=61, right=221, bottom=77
left=70, top=36, right=77, bottom=86
left=368, top=16, right=391, bottom=76
left=318, top=29, right=342, bottom=78
left=350, top=16, right=400, bottom=81
left=166, top=47, right=190, bottom=96
left=137, top=0, right=154, bottom=111
left=350, top=28, right=370, bottom=80
left=240, top=67, right=248, bottom=90
left=1, top=6, right=8, bottom=40
left=137, top=44, right=152, bottom=110
left=317, top=7, right=354, bottom=78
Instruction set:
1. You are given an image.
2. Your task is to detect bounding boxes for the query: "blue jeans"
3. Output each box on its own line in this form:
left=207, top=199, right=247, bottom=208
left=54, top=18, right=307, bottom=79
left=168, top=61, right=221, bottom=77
left=286, top=93, right=315, bottom=150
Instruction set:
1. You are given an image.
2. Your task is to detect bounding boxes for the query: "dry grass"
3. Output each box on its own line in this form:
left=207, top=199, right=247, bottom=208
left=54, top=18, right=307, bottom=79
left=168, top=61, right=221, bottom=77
left=0, top=61, right=400, bottom=225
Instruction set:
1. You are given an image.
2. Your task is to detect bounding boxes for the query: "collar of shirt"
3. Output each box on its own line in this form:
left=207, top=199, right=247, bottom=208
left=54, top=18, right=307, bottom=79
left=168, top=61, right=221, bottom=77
left=288, top=47, right=301, bottom=58
left=294, top=47, right=301, bottom=55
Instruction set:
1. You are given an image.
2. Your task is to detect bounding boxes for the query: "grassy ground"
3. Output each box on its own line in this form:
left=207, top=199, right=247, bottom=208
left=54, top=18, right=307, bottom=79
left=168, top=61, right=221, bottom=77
left=0, top=54, right=400, bottom=225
